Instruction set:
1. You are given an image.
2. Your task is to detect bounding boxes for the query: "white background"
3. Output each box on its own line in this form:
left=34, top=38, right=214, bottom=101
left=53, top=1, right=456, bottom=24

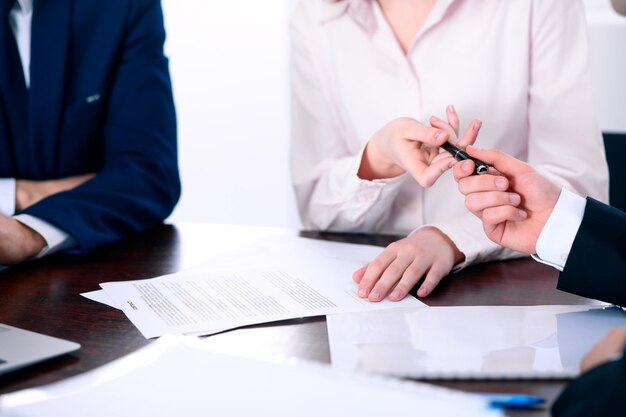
left=162, top=0, right=626, bottom=228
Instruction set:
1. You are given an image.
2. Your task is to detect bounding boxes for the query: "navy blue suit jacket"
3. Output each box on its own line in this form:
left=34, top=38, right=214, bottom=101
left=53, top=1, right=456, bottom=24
left=552, top=198, right=626, bottom=416
left=0, top=0, right=180, bottom=255
left=557, top=198, right=626, bottom=307
left=553, top=353, right=626, bottom=417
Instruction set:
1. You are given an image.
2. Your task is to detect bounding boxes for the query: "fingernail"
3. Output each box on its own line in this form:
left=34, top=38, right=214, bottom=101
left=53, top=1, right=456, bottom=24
left=462, top=161, right=472, bottom=173
left=358, top=288, right=368, bottom=297
left=370, top=290, right=380, bottom=300
left=390, top=289, right=402, bottom=300
left=519, top=210, right=528, bottom=219
left=473, top=121, right=482, bottom=132
left=433, top=131, right=441, bottom=142
left=495, top=178, right=507, bottom=190
left=510, top=194, right=521, bottom=205
left=418, top=288, right=429, bottom=297
left=447, top=104, right=456, bottom=114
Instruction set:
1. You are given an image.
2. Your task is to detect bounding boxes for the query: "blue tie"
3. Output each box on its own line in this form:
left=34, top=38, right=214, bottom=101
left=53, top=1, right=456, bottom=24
left=0, top=0, right=29, bottom=175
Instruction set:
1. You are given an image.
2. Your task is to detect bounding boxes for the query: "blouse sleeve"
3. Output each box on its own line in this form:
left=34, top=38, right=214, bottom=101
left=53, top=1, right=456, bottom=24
left=290, top=1, right=408, bottom=232
left=526, top=0, right=608, bottom=201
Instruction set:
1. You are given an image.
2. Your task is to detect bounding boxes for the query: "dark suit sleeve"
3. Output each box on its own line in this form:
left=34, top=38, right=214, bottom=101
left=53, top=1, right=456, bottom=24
left=557, top=198, right=626, bottom=307
left=552, top=352, right=626, bottom=417
left=20, top=0, right=180, bottom=255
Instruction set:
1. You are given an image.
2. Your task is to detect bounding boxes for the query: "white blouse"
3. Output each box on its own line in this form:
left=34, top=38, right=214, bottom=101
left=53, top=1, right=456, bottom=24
left=290, top=0, right=609, bottom=267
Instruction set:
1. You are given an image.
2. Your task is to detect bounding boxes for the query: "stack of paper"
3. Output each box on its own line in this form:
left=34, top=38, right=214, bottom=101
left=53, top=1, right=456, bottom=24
left=83, top=236, right=425, bottom=338
left=0, top=336, right=500, bottom=417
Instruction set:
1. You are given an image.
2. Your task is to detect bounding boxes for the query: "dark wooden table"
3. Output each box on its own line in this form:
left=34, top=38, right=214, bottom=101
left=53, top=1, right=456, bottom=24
left=0, top=223, right=602, bottom=416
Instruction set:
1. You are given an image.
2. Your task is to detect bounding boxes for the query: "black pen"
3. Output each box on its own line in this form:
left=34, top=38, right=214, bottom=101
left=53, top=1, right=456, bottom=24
left=441, top=142, right=490, bottom=175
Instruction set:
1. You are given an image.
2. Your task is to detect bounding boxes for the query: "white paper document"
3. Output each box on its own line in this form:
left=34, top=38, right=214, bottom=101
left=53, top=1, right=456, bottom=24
left=98, top=237, right=425, bottom=338
left=327, top=305, right=626, bottom=379
left=0, top=336, right=500, bottom=417
left=80, top=290, right=119, bottom=309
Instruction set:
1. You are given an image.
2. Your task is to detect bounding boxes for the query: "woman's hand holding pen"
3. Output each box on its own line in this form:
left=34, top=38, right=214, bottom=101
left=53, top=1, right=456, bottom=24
left=358, top=106, right=481, bottom=187
left=354, top=106, right=481, bottom=302
left=358, top=117, right=453, bottom=186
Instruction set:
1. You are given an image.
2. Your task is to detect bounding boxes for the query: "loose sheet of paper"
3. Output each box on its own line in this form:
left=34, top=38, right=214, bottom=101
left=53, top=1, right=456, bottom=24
left=327, top=305, right=626, bottom=379
left=99, top=237, right=425, bottom=338
left=81, top=290, right=119, bottom=309
left=0, top=336, right=499, bottom=417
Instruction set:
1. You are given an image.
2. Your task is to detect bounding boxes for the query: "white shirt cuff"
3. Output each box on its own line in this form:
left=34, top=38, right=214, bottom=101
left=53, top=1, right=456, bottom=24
left=13, top=214, right=76, bottom=259
left=0, top=178, right=16, bottom=216
left=533, top=188, right=586, bottom=271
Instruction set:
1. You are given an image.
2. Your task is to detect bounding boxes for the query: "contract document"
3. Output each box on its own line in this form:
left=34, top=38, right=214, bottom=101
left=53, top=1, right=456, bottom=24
left=99, top=237, right=425, bottom=338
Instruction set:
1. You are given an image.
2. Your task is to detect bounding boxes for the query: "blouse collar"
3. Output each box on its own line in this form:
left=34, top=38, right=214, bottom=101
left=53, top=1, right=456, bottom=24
left=320, top=0, right=458, bottom=37
left=320, top=0, right=377, bottom=35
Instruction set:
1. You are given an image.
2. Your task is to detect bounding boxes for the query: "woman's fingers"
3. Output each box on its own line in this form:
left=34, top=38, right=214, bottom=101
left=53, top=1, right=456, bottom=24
left=367, top=254, right=415, bottom=302
left=353, top=264, right=367, bottom=284
left=429, top=115, right=458, bottom=144
left=388, top=260, right=429, bottom=301
left=417, top=260, right=450, bottom=298
left=405, top=153, right=456, bottom=188
left=445, top=105, right=460, bottom=137
left=456, top=119, right=482, bottom=148
left=400, top=118, right=450, bottom=147
left=356, top=248, right=397, bottom=298
left=430, top=109, right=482, bottom=149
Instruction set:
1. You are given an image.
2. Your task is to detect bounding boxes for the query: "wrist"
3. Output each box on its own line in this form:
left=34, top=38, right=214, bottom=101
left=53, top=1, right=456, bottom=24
left=421, top=226, right=466, bottom=265
left=0, top=218, right=46, bottom=265
left=18, top=221, right=47, bottom=260
left=15, top=180, right=32, bottom=211
left=358, top=142, right=404, bottom=180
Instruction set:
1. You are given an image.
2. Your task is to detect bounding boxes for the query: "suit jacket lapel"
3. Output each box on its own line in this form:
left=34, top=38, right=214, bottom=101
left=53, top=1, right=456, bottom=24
left=29, top=0, right=71, bottom=177
left=0, top=0, right=27, bottom=175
